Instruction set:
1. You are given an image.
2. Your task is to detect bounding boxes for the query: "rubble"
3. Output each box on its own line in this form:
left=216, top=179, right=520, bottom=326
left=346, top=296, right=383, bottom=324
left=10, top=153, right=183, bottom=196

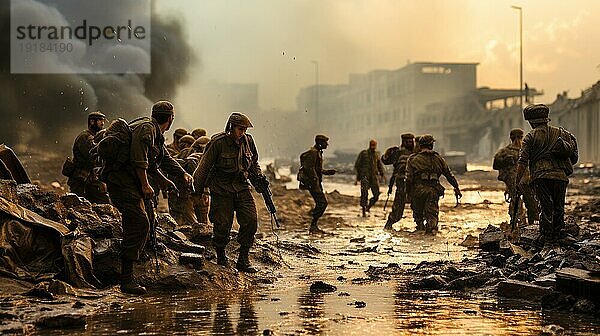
left=497, top=280, right=552, bottom=301
left=309, top=281, right=337, bottom=293
left=478, top=224, right=505, bottom=251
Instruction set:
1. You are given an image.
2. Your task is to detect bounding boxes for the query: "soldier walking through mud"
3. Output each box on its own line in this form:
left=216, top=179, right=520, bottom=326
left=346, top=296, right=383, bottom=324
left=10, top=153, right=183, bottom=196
left=405, top=135, right=462, bottom=234
left=65, top=111, right=111, bottom=204
left=193, top=112, right=267, bottom=273
left=515, top=104, right=578, bottom=245
left=493, top=128, right=539, bottom=231
left=298, top=135, right=337, bottom=234
left=103, top=101, right=192, bottom=294
left=381, top=133, right=415, bottom=230
left=355, top=139, right=385, bottom=217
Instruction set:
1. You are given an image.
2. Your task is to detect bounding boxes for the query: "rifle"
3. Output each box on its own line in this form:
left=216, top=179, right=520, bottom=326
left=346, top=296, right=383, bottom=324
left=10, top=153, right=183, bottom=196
left=144, top=196, right=160, bottom=275
left=383, top=175, right=395, bottom=212
left=255, top=175, right=281, bottom=228
left=510, top=189, right=520, bottom=232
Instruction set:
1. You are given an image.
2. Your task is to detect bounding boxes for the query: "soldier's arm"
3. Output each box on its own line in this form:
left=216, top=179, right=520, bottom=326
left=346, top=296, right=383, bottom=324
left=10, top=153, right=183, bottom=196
left=192, top=140, right=218, bottom=191
left=247, top=135, right=263, bottom=178
left=570, top=132, right=579, bottom=165
left=354, top=152, right=362, bottom=181
left=130, top=124, right=155, bottom=198
left=160, top=145, right=186, bottom=177
left=441, top=157, right=460, bottom=190
left=381, top=146, right=399, bottom=165
left=77, top=132, right=95, bottom=165
left=515, top=133, right=532, bottom=186
left=377, top=153, right=385, bottom=177
left=404, top=158, right=414, bottom=194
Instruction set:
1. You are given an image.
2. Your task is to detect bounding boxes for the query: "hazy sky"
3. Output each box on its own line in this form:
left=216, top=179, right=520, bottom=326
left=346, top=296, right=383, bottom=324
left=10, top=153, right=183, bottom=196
left=157, top=0, right=599, bottom=130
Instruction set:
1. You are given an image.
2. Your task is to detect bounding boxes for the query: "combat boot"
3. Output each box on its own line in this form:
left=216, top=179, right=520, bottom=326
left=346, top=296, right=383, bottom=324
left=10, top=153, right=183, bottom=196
left=415, top=221, right=425, bottom=231
left=120, top=258, right=147, bottom=295
left=216, top=247, right=228, bottom=266
left=236, top=246, right=258, bottom=273
left=309, top=218, right=325, bottom=234
left=361, top=206, right=367, bottom=217
left=383, top=220, right=393, bottom=231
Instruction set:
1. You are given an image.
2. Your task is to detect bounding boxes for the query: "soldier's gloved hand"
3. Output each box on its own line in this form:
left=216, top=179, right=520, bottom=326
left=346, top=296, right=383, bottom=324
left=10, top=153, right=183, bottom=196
left=354, top=180, right=359, bottom=186
left=164, top=179, right=179, bottom=197
left=253, top=175, right=269, bottom=194
left=183, top=173, right=193, bottom=187
left=141, top=183, right=155, bottom=200
left=454, top=188, right=462, bottom=198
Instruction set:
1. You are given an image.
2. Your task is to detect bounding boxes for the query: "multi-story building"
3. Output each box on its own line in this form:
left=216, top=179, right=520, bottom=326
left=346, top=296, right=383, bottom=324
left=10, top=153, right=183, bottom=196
left=296, top=62, right=479, bottom=151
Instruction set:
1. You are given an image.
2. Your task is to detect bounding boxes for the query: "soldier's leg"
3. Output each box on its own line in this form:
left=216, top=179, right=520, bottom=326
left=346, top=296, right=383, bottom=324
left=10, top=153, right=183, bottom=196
left=424, top=188, right=440, bottom=233
left=551, top=180, right=568, bottom=240
left=360, top=177, right=369, bottom=208
left=209, top=193, right=236, bottom=249
left=367, top=178, right=380, bottom=210
left=533, top=179, right=554, bottom=242
left=234, top=190, right=258, bottom=273
left=110, top=197, right=150, bottom=262
left=411, top=186, right=426, bottom=230
left=309, top=189, right=328, bottom=233
left=192, top=194, right=210, bottom=224
left=387, top=181, right=406, bottom=226
left=84, top=179, right=111, bottom=204
left=67, top=177, right=86, bottom=197
left=521, top=183, right=539, bottom=226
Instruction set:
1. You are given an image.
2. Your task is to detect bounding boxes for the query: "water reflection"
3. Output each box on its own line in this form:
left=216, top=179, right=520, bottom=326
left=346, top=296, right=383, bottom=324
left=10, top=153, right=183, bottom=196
left=236, top=296, right=259, bottom=336
left=213, top=302, right=234, bottom=335
left=298, top=291, right=327, bottom=335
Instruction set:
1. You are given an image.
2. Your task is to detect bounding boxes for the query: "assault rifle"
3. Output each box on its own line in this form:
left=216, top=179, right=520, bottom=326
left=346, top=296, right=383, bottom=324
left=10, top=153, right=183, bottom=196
left=383, top=175, right=396, bottom=212
left=254, top=175, right=281, bottom=228
left=144, top=196, right=160, bottom=275
left=510, top=189, right=520, bottom=232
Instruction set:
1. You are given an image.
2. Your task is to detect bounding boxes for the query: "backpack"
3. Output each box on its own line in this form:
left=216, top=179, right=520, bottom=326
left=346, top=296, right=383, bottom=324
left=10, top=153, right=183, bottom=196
left=61, top=156, right=76, bottom=177
left=550, top=127, right=577, bottom=176
left=297, top=149, right=313, bottom=190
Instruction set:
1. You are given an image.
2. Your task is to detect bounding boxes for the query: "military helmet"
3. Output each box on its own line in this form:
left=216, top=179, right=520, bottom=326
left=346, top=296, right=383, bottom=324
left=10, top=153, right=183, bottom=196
left=418, top=134, right=435, bottom=146
left=151, top=100, right=174, bottom=116
left=227, top=112, right=253, bottom=128
left=509, top=128, right=524, bottom=140
left=315, top=134, right=329, bottom=143
left=192, top=136, right=210, bottom=150
left=401, top=133, right=415, bottom=139
left=88, top=111, right=106, bottom=120
left=173, top=128, right=188, bottom=138
left=192, top=128, right=207, bottom=139
left=179, top=135, right=195, bottom=147
left=523, top=104, right=550, bottom=123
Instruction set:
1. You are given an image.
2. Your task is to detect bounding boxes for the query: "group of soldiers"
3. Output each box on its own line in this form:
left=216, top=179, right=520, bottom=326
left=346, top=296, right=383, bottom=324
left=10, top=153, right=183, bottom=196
left=66, top=99, right=578, bottom=296
left=299, top=133, right=462, bottom=235
left=65, top=101, right=267, bottom=295
left=299, top=103, right=578, bottom=244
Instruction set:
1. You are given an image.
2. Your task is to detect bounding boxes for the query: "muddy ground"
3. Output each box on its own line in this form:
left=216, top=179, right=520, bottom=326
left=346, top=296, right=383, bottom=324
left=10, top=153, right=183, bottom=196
left=1, top=152, right=599, bottom=335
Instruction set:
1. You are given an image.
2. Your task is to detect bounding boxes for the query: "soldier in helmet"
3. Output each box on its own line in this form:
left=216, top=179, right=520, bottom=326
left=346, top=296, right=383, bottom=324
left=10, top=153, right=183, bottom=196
left=405, top=135, right=462, bottom=234
left=298, top=135, right=337, bottom=233
left=193, top=112, right=267, bottom=273
left=515, top=104, right=578, bottom=244
left=355, top=139, right=385, bottom=217
left=105, top=100, right=192, bottom=294
left=493, top=128, right=539, bottom=229
left=191, top=128, right=207, bottom=140
left=381, top=133, right=416, bottom=230
left=176, top=135, right=196, bottom=159
left=67, top=111, right=111, bottom=204
left=166, top=128, right=188, bottom=157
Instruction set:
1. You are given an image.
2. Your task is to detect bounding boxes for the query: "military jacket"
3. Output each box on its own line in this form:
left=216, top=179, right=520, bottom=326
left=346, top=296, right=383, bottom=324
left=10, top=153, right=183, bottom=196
left=355, top=149, right=384, bottom=180
left=193, top=132, right=262, bottom=195
left=72, top=129, right=96, bottom=177
left=493, top=144, right=531, bottom=185
left=382, top=146, right=413, bottom=181
left=518, top=125, right=578, bottom=182
left=405, top=149, right=459, bottom=190
left=106, top=117, right=185, bottom=199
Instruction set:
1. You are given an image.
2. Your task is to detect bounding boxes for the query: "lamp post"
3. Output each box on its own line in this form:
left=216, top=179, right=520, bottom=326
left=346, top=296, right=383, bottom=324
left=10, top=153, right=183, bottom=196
left=511, top=5, right=523, bottom=110
left=311, top=60, right=319, bottom=117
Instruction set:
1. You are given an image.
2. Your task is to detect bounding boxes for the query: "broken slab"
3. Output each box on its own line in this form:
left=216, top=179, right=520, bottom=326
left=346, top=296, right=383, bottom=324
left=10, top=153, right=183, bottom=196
left=35, top=313, right=87, bottom=329
left=497, top=280, right=552, bottom=301
left=179, top=253, right=204, bottom=269
left=479, top=225, right=504, bottom=251
left=310, top=281, right=337, bottom=294
left=555, top=268, right=600, bottom=301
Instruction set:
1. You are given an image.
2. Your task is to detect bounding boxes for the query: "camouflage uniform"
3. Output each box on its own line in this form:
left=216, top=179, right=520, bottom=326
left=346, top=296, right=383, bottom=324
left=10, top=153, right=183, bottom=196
left=381, top=136, right=414, bottom=227
left=517, top=104, right=578, bottom=242
left=193, top=113, right=263, bottom=272
left=493, top=143, right=538, bottom=227
left=405, top=136, right=460, bottom=233
left=355, top=148, right=385, bottom=211
left=105, top=116, right=186, bottom=262
left=68, top=117, right=111, bottom=204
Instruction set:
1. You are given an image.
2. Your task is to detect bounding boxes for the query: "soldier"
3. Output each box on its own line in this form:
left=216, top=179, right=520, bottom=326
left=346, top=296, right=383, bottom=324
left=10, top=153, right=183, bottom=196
left=298, top=135, right=337, bottom=234
left=191, top=128, right=207, bottom=139
left=166, top=128, right=188, bottom=157
left=105, top=101, right=192, bottom=294
left=193, top=112, right=267, bottom=273
left=67, top=111, right=111, bottom=204
left=355, top=139, right=385, bottom=217
left=176, top=135, right=196, bottom=159
left=381, top=133, right=415, bottom=230
left=515, top=104, right=578, bottom=244
left=493, top=128, right=539, bottom=229
left=405, top=135, right=461, bottom=234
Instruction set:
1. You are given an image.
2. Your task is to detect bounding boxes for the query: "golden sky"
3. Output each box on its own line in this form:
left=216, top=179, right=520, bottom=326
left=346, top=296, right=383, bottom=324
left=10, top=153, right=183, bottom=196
left=158, top=0, right=599, bottom=121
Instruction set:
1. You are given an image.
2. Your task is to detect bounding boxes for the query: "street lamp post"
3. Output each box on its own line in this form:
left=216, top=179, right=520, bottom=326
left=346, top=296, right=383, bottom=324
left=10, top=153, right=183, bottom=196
left=511, top=5, right=523, bottom=111
left=311, top=60, right=319, bottom=118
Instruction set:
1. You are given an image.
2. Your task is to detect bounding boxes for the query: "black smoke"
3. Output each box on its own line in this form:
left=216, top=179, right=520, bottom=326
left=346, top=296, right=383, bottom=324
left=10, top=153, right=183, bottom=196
left=0, top=0, right=196, bottom=153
